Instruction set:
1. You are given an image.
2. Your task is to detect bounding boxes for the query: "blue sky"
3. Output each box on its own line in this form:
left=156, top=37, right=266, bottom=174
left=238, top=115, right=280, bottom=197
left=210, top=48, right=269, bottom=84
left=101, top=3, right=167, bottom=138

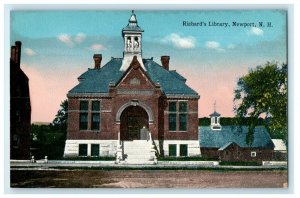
left=10, top=10, right=287, bottom=122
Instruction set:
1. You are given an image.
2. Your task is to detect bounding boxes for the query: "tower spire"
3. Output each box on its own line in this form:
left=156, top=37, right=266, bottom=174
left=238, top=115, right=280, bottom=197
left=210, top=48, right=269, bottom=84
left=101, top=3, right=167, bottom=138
left=213, top=100, right=216, bottom=112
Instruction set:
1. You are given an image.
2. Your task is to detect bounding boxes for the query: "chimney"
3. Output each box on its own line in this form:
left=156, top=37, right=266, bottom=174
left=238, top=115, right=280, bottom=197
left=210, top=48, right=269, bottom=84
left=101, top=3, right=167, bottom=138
left=15, top=41, right=22, bottom=66
left=93, top=54, right=102, bottom=69
left=161, top=56, right=170, bottom=70
left=11, top=46, right=16, bottom=63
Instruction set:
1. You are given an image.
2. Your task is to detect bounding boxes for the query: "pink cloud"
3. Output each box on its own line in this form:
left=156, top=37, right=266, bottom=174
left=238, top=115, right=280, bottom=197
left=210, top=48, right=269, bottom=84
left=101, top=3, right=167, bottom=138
left=176, top=64, right=248, bottom=118
left=21, top=64, right=83, bottom=123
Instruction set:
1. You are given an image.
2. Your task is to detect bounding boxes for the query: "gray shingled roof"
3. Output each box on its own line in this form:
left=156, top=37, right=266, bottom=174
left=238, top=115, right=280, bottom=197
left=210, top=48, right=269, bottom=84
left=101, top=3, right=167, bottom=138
left=199, top=126, right=274, bottom=149
left=68, top=58, right=198, bottom=96
left=209, top=111, right=221, bottom=117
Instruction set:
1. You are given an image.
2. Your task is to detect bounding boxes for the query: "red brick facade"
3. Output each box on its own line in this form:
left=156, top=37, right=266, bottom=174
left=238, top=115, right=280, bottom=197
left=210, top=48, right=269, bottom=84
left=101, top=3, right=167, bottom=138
left=67, top=58, right=199, bottom=145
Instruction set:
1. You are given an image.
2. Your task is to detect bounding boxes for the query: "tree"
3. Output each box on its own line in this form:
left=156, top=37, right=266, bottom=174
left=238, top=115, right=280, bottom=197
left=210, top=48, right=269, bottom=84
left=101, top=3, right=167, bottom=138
left=234, top=62, right=287, bottom=144
left=52, top=99, right=68, bottom=130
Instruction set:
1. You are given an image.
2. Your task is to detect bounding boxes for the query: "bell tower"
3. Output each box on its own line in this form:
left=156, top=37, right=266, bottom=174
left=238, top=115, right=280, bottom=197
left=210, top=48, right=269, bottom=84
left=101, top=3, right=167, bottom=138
left=120, top=10, right=146, bottom=71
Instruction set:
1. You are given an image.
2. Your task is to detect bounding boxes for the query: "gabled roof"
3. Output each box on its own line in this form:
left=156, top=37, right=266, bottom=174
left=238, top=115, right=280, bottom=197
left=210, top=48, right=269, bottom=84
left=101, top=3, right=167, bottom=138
left=218, top=142, right=237, bottom=151
left=143, top=59, right=198, bottom=96
left=68, top=58, right=199, bottom=97
left=199, top=126, right=274, bottom=149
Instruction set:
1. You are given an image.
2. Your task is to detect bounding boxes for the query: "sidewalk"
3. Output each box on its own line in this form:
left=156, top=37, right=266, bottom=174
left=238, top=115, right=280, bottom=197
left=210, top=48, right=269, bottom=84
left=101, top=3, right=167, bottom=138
left=10, top=160, right=287, bottom=170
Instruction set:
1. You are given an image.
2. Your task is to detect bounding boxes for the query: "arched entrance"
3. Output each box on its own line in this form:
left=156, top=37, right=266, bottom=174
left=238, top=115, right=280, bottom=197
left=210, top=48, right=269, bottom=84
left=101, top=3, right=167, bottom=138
left=120, top=106, right=149, bottom=141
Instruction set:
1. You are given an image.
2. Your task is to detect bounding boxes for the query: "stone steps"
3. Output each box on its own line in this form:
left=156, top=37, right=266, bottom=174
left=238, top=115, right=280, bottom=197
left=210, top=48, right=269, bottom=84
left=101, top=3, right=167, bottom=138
left=120, top=140, right=157, bottom=164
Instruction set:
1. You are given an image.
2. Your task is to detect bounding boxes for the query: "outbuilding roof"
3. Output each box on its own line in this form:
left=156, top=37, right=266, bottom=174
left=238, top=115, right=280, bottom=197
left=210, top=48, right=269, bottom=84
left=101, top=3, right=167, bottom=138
left=199, top=126, right=274, bottom=149
left=68, top=58, right=199, bottom=97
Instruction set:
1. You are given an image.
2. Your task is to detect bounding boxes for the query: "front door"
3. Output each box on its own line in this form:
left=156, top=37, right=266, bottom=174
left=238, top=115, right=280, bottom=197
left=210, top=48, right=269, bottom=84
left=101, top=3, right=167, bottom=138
left=120, top=105, right=149, bottom=141
left=127, top=116, right=142, bottom=140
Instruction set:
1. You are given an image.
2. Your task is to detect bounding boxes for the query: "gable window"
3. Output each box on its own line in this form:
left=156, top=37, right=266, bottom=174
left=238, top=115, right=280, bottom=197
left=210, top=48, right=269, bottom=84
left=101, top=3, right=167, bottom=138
left=169, top=144, right=177, bottom=156
left=168, top=101, right=188, bottom=131
left=79, top=144, right=88, bottom=156
left=91, top=101, right=100, bottom=130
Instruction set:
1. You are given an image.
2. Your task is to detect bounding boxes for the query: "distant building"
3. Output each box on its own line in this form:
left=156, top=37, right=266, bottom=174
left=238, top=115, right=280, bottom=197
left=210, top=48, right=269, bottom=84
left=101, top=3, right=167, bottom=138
left=10, top=41, right=32, bottom=159
left=64, top=11, right=200, bottom=163
left=200, top=110, right=275, bottom=162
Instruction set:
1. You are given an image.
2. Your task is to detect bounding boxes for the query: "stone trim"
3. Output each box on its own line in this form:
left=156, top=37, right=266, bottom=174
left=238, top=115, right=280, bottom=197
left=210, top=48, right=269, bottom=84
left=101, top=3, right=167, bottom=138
left=67, top=93, right=110, bottom=98
left=116, top=100, right=154, bottom=123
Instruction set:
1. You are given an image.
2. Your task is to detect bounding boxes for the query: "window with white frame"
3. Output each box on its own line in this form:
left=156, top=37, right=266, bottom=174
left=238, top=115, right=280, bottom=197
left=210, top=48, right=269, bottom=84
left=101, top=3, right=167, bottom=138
left=79, top=100, right=101, bottom=131
left=168, top=101, right=188, bottom=131
left=251, top=151, right=257, bottom=157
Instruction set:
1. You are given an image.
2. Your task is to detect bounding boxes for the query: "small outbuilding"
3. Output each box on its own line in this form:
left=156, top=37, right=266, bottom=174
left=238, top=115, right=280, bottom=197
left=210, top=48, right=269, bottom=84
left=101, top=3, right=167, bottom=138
left=200, top=111, right=275, bottom=162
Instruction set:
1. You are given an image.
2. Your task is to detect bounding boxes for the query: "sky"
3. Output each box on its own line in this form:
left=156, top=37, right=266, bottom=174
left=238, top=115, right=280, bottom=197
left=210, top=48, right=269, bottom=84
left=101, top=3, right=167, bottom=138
left=10, top=10, right=287, bottom=123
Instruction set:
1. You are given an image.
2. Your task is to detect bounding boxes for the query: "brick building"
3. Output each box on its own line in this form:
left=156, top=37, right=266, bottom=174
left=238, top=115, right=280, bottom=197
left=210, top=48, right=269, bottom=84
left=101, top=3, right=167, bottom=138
left=10, top=41, right=32, bottom=159
left=64, top=11, right=201, bottom=163
left=200, top=110, right=275, bottom=163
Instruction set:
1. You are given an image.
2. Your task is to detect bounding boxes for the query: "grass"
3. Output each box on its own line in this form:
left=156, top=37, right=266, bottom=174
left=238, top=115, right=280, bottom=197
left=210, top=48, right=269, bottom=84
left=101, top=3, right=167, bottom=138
left=158, top=156, right=216, bottom=161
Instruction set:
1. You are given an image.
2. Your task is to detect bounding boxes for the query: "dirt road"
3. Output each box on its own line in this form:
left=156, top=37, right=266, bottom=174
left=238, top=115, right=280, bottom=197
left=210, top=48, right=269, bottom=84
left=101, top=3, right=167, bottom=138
left=10, top=169, right=287, bottom=188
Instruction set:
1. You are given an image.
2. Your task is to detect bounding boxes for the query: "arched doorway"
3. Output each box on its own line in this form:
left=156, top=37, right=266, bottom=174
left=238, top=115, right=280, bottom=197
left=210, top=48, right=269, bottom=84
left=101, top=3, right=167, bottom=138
left=120, top=106, right=149, bottom=141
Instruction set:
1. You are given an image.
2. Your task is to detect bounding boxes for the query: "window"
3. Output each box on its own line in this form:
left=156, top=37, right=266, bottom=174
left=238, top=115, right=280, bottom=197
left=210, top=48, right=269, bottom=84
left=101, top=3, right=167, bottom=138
left=179, top=101, right=188, bottom=131
left=79, top=144, right=87, bottom=156
left=79, top=113, right=88, bottom=130
left=169, top=102, right=177, bottom=131
left=92, top=101, right=100, bottom=111
left=179, top=101, right=187, bottom=112
left=169, top=144, right=177, bottom=156
left=251, top=151, right=257, bottom=157
left=180, top=144, right=188, bottom=156
left=91, top=144, right=100, bottom=156
left=79, top=100, right=89, bottom=130
left=179, top=114, right=187, bottom=131
left=91, top=113, right=100, bottom=130
left=80, top=101, right=88, bottom=111
left=169, top=101, right=188, bottom=131
left=91, top=101, right=101, bottom=130
left=79, top=100, right=101, bottom=131
left=169, top=114, right=177, bottom=131
left=169, top=102, right=177, bottom=112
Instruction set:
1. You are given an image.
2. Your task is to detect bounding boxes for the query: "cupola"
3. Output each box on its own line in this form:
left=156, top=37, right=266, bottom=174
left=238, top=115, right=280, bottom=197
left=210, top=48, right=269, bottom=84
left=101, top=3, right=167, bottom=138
left=209, top=101, right=222, bottom=131
left=120, top=10, right=146, bottom=71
